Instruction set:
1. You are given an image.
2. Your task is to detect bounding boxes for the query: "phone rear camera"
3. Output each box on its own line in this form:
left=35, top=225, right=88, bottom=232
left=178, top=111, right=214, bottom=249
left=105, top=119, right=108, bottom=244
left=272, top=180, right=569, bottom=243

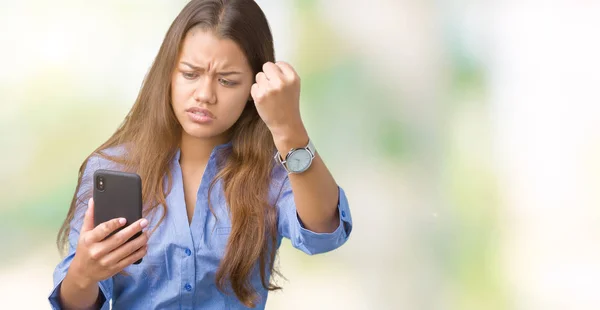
left=97, top=176, right=105, bottom=191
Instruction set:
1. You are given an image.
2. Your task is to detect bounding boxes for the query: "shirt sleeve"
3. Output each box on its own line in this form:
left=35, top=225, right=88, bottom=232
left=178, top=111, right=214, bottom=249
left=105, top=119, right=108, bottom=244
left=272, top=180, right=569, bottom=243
left=277, top=176, right=353, bottom=255
left=48, top=155, right=113, bottom=310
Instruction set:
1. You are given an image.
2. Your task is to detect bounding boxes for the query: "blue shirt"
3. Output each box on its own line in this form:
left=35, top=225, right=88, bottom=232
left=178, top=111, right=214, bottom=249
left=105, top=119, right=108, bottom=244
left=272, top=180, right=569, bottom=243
left=49, top=142, right=353, bottom=309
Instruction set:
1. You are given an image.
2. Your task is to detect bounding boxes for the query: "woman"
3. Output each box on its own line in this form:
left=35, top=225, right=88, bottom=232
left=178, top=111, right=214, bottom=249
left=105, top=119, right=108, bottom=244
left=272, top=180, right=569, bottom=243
left=49, top=0, right=352, bottom=309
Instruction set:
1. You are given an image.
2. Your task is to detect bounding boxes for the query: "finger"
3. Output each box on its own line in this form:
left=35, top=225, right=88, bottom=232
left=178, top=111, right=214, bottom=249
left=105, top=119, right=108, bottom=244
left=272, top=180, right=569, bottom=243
left=102, top=232, right=149, bottom=266
left=87, top=217, right=127, bottom=243
left=250, top=83, right=262, bottom=103
left=262, top=62, right=284, bottom=81
left=115, top=244, right=148, bottom=271
left=81, top=198, right=95, bottom=233
left=275, top=61, right=298, bottom=81
left=255, top=72, right=269, bottom=87
left=102, top=218, right=149, bottom=252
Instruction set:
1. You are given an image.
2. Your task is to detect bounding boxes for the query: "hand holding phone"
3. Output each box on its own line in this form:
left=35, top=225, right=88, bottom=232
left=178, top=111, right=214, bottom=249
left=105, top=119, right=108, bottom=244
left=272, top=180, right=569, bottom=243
left=67, top=198, right=149, bottom=288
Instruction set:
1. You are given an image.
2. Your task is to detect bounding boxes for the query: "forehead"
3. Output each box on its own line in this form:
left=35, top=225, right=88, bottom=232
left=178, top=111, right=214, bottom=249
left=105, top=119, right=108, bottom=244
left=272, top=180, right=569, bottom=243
left=178, top=28, right=250, bottom=70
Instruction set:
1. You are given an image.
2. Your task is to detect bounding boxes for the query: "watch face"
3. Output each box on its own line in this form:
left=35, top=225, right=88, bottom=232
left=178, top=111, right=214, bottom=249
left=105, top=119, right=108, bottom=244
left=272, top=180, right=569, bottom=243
left=286, top=149, right=312, bottom=173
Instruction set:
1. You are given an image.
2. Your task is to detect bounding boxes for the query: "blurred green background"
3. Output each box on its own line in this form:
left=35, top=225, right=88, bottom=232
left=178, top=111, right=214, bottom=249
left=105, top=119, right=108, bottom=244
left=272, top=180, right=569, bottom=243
left=1, top=0, right=600, bottom=309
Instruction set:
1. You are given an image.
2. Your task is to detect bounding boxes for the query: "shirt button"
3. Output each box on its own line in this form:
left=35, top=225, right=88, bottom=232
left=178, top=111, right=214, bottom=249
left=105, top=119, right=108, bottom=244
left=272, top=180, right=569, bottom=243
left=341, top=210, right=346, bottom=218
left=185, top=248, right=192, bottom=256
left=185, top=283, right=192, bottom=292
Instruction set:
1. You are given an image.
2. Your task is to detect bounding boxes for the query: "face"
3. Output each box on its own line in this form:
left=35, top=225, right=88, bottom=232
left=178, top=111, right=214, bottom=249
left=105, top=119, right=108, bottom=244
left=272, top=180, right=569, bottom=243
left=171, top=28, right=254, bottom=141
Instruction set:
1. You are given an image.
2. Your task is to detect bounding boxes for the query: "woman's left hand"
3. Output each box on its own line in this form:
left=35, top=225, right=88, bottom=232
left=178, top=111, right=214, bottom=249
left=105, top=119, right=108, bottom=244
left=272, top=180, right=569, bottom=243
left=251, top=61, right=305, bottom=138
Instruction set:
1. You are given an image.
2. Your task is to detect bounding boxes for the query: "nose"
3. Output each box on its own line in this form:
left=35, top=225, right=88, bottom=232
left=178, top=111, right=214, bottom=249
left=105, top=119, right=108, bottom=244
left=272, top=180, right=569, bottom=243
left=193, top=76, right=216, bottom=104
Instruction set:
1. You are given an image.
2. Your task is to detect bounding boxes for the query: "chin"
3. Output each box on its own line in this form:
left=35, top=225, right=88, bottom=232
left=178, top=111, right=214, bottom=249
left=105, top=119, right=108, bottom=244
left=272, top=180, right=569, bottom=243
left=181, top=122, right=227, bottom=140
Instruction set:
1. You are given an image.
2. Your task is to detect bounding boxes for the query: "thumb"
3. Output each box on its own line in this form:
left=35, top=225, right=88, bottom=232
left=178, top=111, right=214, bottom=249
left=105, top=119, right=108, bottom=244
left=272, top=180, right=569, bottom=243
left=81, top=198, right=95, bottom=232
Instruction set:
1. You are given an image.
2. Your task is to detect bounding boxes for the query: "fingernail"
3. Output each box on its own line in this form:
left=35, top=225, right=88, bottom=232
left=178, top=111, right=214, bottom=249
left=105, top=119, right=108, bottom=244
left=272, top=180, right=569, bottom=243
left=140, top=219, right=148, bottom=228
left=118, top=218, right=126, bottom=225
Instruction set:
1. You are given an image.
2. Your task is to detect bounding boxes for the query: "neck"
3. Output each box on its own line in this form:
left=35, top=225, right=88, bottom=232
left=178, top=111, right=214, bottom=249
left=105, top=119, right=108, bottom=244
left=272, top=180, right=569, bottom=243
left=179, top=131, right=229, bottom=167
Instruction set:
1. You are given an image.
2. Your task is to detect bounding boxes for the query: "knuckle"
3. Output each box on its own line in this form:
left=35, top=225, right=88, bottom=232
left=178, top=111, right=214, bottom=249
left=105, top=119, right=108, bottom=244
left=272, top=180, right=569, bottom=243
left=272, top=82, right=283, bottom=90
left=98, top=259, right=108, bottom=268
left=101, top=223, right=112, bottom=234
left=89, top=248, right=102, bottom=260
left=81, top=234, right=90, bottom=245
left=114, top=234, right=126, bottom=245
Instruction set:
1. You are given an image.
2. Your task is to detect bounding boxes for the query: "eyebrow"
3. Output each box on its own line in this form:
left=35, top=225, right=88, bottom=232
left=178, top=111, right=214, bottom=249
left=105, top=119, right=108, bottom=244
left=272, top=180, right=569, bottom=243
left=180, top=61, right=242, bottom=76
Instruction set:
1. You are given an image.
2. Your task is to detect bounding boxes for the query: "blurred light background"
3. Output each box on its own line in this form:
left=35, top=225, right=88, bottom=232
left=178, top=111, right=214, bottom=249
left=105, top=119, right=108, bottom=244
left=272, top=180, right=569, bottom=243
left=1, top=0, right=599, bottom=309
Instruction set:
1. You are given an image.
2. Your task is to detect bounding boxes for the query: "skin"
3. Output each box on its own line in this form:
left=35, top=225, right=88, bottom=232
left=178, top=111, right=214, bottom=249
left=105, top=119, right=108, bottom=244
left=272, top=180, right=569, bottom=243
left=59, top=27, right=340, bottom=309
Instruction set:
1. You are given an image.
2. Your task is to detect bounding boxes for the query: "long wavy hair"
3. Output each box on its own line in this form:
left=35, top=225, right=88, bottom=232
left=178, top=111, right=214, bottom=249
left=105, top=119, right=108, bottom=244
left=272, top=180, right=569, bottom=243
left=57, top=0, right=281, bottom=306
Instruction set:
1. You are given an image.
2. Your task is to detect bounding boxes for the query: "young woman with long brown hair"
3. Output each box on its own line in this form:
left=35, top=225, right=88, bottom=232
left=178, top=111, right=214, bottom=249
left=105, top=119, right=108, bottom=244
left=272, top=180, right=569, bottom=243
left=49, top=0, right=352, bottom=309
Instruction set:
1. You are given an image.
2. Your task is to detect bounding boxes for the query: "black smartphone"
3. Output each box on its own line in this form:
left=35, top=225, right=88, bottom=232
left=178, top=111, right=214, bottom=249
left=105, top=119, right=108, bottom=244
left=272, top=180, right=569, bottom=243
left=93, top=169, right=144, bottom=264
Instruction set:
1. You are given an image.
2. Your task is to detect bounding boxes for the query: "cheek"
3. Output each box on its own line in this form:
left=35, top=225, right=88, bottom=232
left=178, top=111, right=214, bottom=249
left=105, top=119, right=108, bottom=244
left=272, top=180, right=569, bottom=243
left=219, top=90, right=248, bottom=112
left=216, top=90, right=250, bottom=122
left=170, top=80, right=194, bottom=108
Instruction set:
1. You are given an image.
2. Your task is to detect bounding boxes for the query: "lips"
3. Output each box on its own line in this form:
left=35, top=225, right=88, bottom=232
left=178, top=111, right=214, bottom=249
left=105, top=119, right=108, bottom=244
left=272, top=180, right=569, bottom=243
left=185, top=107, right=215, bottom=119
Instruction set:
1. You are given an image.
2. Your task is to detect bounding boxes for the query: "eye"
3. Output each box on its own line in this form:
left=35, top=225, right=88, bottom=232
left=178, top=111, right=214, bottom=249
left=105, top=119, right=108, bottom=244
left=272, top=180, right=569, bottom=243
left=181, top=71, right=198, bottom=80
left=218, top=78, right=237, bottom=87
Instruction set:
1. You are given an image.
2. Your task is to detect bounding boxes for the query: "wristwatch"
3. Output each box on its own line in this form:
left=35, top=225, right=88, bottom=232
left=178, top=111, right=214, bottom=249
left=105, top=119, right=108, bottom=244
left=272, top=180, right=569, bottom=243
left=274, top=139, right=316, bottom=174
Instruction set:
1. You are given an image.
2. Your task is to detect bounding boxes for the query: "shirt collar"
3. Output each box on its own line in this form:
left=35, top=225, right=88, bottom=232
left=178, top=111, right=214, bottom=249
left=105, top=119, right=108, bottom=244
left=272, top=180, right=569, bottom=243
left=173, top=140, right=232, bottom=163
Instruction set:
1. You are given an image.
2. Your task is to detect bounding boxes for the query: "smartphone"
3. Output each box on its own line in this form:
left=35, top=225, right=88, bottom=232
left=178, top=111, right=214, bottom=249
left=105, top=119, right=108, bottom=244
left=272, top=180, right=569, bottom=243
left=93, top=169, right=144, bottom=264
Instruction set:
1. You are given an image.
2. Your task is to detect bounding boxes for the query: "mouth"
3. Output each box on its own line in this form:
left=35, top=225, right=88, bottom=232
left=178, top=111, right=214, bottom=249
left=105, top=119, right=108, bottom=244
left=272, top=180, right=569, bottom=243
left=185, top=107, right=215, bottom=119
